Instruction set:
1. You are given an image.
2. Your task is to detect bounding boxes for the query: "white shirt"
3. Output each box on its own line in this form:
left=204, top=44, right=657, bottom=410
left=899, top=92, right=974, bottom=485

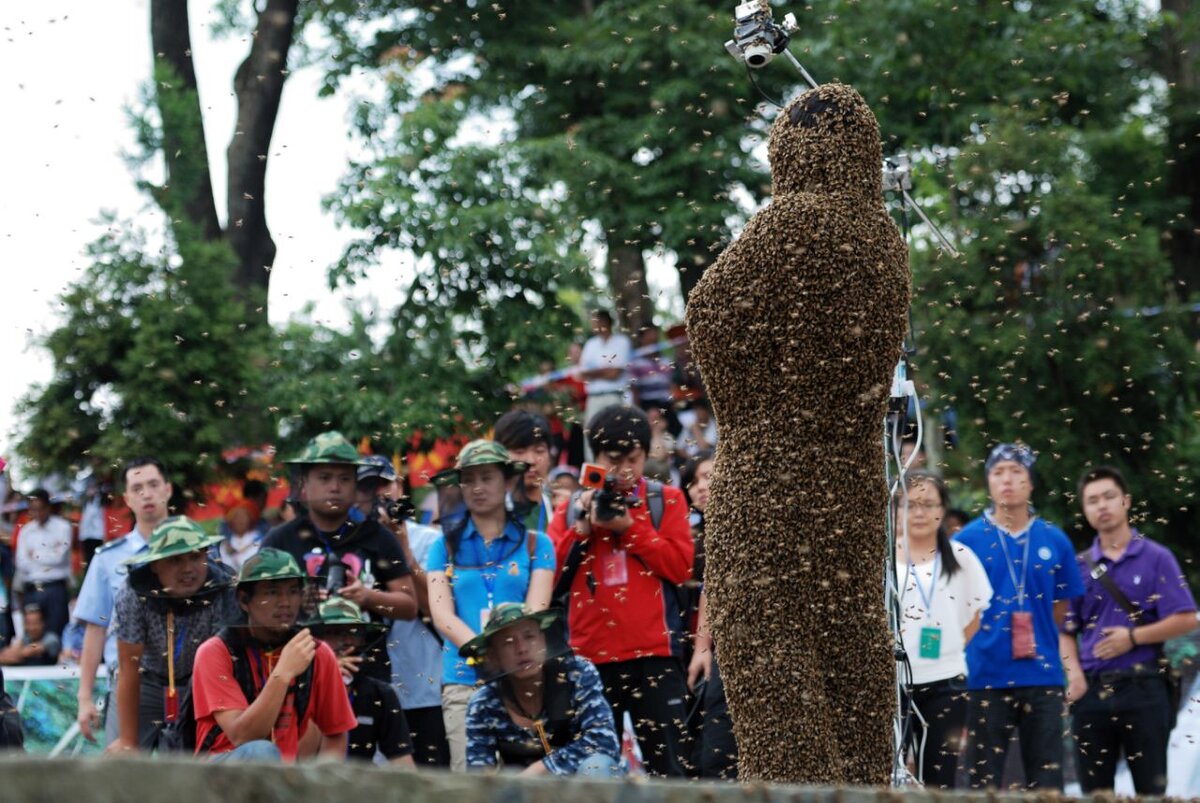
left=898, top=541, right=993, bottom=685
left=580, top=332, right=632, bottom=395
left=15, top=515, right=74, bottom=584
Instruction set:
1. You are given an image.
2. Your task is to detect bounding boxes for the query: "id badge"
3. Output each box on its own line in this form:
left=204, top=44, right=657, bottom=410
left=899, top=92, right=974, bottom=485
left=163, top=688, right=179, bottom=723
left=919, top=627, right=942, bottom=660
left=1011, top=610, right=1037, bottom=659
left=600, top=550, right=629, bottom=587
left=480, top=606, right=493, bottom=631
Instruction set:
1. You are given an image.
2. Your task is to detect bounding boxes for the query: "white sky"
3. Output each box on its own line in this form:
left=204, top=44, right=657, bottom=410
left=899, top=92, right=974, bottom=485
left=0, top=1, right=687, bottom=484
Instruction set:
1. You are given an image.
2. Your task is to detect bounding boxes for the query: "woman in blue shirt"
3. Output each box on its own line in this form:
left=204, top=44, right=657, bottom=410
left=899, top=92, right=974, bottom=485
left=427, top=440, right=556, bottom=772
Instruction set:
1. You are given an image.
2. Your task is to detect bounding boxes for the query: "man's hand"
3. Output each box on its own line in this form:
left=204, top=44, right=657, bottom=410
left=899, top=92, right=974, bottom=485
left=592, top=503, right=634, bottom=534
left=337, top=653, right=363, bottom=681
left=687, top=646, right=712, bottom=691
left=1093, top=627, right=1135, bottom=662
left=21, top=643, right=46, bottom=659
left=572, top=490, right=595, bottom=537
left=1066, top=673, right=1088, bottom=704
left=338, top=577, right=372, bottom=606
left=103, top=738, right=137, bottom=756
left=276, top=629, right=317, bottom=681
left=77, top=697, right=101, bottom=742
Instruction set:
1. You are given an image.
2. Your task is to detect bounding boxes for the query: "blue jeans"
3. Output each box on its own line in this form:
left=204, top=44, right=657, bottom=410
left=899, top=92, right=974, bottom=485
left=577, top=752, right=622, bottom=777
left=211, top=740, right=282, bottom=763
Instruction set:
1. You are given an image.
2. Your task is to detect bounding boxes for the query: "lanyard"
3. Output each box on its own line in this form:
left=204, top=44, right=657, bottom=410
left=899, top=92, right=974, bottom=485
left=903, top=552, right=940, bottom=618
left=996, top=524, right=1033, bottom=609
left=246, top=646, right=281, bottom=743
left=166, top=611, right=178, bottom=697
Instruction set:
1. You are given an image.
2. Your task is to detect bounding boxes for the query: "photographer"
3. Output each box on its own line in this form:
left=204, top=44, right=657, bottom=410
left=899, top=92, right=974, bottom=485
left=263, top=432, right=418, bottom=685
left=493, top=409, right=556, bottom=535
left=425, top=440, right=556, bottom=772
left=190, top=548, right=357, bottom=762
left=547, top=405, right=694, bottom=777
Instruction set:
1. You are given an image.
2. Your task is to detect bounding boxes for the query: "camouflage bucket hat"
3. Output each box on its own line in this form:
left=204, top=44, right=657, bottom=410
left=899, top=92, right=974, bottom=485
left=285, top=431, right=366, bottom=467
left=124, top=516, right=223, bottom=567
left=459, top=603, right=561, bottom=662
left=306, top=597, right=388, bottom=640
left=432, top=439, right=529, bottom=487
left=357, top=454, right=398, bottom=484
left=236, top=547, right=307, bottom=585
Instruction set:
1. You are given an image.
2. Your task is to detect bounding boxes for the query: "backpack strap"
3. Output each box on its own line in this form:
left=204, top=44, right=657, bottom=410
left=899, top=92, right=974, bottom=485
left=1080, top=551, right=1142, bottom=622
left=554, top=491, right=589, bottom=605
left=644, top=480, right=665, bottom=530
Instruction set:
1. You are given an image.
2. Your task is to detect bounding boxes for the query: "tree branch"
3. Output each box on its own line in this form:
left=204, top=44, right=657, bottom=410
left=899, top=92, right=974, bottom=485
left=150, top=0, right=222, bottom=242
left=226, top=0, right=300, bottom=310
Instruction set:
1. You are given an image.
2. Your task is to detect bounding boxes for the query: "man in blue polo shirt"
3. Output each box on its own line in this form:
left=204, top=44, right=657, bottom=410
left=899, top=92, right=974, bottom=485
left=956, top=443, right=1084, bottom=791
left=1060, top=465, right=1197, bottom=795
left=73, top=457, right=170, bottom=744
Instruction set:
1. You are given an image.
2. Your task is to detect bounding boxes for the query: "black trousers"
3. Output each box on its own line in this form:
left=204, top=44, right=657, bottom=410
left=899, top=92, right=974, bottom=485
left=964, top=685, right=1065, bottom=791
left=903, top=674, right=967, bottom=789
left=1073, top=673, right=1171, bottom=795
left=697, top=657, right=737, bottom=779
left=21, top=580, right=69, bottom=639
left=403, top=705, right=449, bottom=767
left=596, top=656, right=691, bottom=777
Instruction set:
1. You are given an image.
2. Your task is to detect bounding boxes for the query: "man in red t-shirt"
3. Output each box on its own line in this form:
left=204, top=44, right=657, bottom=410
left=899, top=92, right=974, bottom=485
left=191, top=548, right=356, bottom=762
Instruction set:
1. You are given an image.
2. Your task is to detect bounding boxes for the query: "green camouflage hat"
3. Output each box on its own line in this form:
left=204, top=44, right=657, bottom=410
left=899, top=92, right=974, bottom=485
left=433, top=439, right=529, bottom=487
left=459, top=603, right=561, bottom=662
left=306, top=597, right=388, bottom=640
left=285, top=431, right=365, bottom=467
left=124, top=516, right=223, bottom=567
left=236, top=547, right=307, bottom=585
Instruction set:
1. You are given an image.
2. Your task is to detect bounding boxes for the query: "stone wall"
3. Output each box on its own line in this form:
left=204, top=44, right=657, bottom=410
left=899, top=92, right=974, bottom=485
left=0, top=756, right=1117, bottom=803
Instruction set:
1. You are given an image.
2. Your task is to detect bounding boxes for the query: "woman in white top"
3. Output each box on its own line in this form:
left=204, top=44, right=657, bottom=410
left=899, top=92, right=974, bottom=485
left=895, top=471, right=992, bottom=789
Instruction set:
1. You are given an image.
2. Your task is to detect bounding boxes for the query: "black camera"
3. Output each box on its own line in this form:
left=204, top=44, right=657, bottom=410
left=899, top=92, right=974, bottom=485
left=593, top=476, right=633, bottom=522
left=325, top=559, right=349, bottom=593
left=384, top=496, right=416, bottom=523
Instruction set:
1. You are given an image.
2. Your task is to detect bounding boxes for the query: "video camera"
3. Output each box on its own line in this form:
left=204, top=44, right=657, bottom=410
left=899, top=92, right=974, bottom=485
left=580, top=463, right=641, bottom=522
left=724, top=1, right=798, bottom=69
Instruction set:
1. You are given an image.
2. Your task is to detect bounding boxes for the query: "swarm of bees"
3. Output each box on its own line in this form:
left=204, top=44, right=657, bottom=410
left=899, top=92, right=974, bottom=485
left=687, top=83, right=911, bottom=785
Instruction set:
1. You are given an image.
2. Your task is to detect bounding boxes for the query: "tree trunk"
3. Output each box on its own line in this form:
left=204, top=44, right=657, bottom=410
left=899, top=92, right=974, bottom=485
left=605, top=240, right=652, bottom=334
left=1161, top=0, right=1200, bottom=302
left=150, top=0, right=222, bottom=242
left=676, top=248, right=712, bottom=305
left=226, top=0, right=300, bottom=312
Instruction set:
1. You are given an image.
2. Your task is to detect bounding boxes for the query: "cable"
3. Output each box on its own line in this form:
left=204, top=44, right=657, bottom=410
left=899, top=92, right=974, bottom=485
left=746, top=66, right=786, bottom=109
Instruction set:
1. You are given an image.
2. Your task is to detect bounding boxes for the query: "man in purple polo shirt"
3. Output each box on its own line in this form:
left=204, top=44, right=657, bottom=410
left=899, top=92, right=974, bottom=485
left=1060, top=465, right=1197, bottom=795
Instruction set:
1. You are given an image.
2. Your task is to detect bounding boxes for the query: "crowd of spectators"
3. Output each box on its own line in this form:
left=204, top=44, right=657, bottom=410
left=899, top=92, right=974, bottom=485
left=0, top=309, right=1195, bottom=795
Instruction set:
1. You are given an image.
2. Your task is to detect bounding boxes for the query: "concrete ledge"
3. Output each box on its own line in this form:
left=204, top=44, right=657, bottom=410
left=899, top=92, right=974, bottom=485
left=0, top=756, right=1126, bottom=803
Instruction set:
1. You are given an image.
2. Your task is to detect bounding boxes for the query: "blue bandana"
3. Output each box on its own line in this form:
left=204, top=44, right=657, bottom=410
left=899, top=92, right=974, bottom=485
left=985, top=442, right=1036, bottom=475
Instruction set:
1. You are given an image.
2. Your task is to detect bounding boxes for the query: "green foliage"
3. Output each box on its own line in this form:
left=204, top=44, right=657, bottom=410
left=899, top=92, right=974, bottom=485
left=311, top=0, right=772, bottom=282
left=18, top=220, right=271, bottom=492
left=17, top=61, right=270, bottom=493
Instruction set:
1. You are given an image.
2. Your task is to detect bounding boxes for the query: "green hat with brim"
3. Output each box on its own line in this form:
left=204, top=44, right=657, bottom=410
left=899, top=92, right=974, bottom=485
left=285, top=431, right=367, bottom=467
left=458, top=603, right=561, bottom=662
left=432, top=439, right=529, bottom=487
left=306, top=597, right=388, bottom=640
left=236, top=547, right=308, bottom=585
left=124, top=516, right=223, bottom=567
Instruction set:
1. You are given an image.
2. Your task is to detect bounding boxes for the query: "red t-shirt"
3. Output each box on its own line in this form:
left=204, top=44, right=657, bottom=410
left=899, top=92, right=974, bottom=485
left=191, top=635, right=357, bottom=760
